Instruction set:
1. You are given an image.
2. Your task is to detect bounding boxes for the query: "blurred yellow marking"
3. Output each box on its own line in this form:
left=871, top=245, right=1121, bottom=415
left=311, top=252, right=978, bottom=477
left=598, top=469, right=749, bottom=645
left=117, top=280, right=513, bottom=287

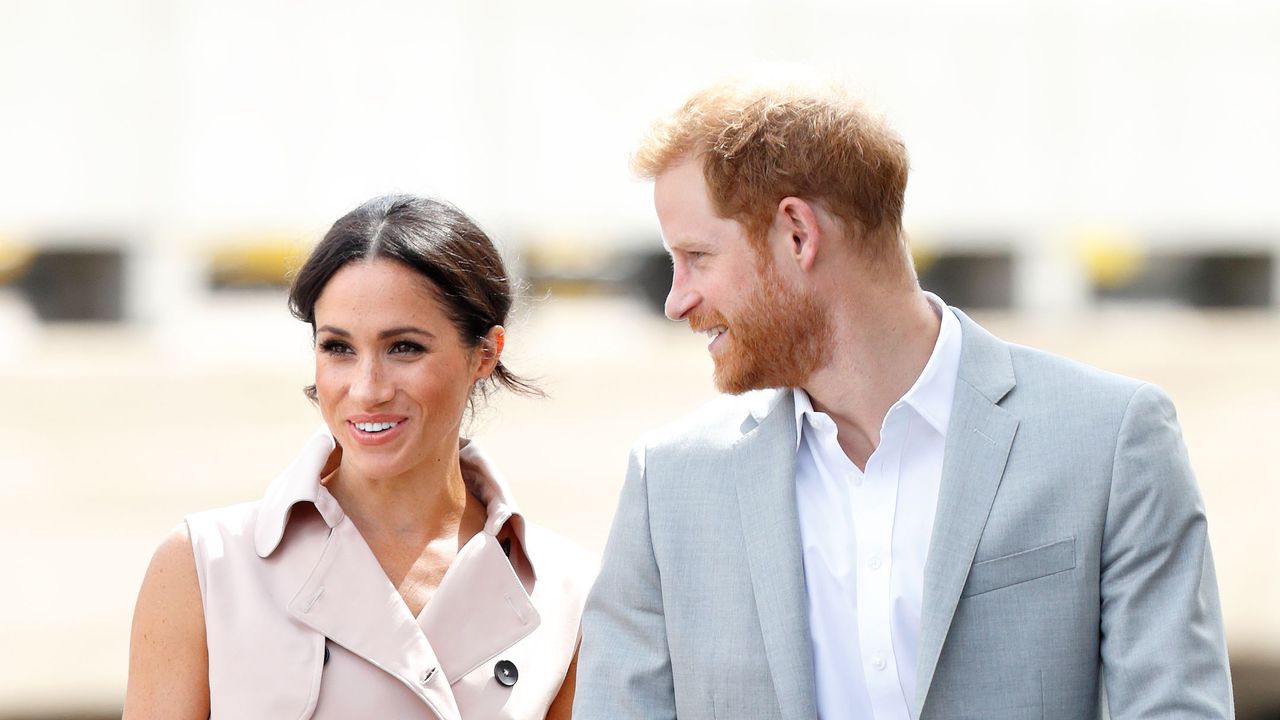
left=909, top=238, right=938, bottom=275
left=1076, top=228, right=1145, bottom=289
left=207, top=233, right=311, bottom=286
left=0, top=237, right=36, bottom=284
left=522, top=234, right=607, bottom=275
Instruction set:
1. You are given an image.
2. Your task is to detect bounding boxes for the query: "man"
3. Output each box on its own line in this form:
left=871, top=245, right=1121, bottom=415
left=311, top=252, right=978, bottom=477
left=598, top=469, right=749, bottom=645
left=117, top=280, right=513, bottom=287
left=574, top=78, right=1233, bottom=719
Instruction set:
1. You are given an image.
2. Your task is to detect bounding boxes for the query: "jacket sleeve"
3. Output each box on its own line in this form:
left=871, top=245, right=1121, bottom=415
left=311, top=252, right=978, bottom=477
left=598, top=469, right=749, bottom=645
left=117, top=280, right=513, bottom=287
left=573, top=443, right=677, bottom=720
left=1100, top=383, right=1234, bottom=718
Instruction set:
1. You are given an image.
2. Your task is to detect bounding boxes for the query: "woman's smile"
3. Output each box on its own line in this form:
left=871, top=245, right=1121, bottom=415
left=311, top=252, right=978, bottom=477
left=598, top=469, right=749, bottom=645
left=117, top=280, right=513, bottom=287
left=347, top=416, right=409, bottom=445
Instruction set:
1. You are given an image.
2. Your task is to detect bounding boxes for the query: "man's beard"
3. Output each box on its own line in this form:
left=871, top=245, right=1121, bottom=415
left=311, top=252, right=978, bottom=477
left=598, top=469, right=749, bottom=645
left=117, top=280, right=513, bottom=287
left=690, top=265, right=832, bottom=395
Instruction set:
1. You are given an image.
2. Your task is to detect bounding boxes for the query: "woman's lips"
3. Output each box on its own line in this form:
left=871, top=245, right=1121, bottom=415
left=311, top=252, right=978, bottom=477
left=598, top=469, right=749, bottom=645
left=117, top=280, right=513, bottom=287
left=347, top=418, right=408, bottom=446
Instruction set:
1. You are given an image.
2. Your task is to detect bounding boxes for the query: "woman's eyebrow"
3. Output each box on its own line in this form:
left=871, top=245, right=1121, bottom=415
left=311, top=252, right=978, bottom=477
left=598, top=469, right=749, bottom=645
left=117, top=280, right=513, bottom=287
left=378, top=326, right=435, bottom=340
left=315, top=325, right=436, bottom=339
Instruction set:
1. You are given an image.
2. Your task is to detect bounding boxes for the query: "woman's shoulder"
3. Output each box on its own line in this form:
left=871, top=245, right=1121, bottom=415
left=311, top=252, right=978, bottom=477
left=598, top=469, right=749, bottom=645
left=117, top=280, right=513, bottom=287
left=184, top=500, right=265, bottom=540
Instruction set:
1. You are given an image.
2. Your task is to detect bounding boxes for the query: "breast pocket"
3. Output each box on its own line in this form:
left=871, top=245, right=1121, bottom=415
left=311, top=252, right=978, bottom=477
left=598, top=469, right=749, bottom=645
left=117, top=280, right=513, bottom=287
left=961, top=537, right=1076, bottom=598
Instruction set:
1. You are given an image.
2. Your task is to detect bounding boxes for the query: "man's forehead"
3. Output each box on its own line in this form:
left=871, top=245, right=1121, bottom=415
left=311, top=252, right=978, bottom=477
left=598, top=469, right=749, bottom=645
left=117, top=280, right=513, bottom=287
left=653, top=157, right=709, bottom=210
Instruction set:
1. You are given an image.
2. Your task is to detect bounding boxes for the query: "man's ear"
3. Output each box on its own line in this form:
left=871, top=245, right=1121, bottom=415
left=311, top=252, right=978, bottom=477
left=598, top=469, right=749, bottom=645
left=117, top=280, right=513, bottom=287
left=775, top=197, right=822, bottom=272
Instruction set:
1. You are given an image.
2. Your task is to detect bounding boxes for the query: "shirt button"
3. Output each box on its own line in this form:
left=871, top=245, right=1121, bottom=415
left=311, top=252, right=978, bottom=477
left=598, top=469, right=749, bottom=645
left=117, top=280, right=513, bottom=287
left=869, top=556, right=883, bottom=571
left=871, top=654, right=887, bottom=671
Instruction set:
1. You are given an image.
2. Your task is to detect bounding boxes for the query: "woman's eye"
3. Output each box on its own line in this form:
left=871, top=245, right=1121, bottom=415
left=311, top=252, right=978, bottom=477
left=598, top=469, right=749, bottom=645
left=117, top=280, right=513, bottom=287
left=390, top=341, right=425, bottom=355
left=319, top=340, right=353, bottom=355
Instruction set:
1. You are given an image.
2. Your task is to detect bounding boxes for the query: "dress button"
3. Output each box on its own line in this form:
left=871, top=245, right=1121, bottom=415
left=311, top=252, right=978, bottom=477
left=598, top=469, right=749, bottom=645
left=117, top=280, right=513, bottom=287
left=871, top=654, right=887, bottom=671
left=419, top=667, right=436, bottom=685
left=494, top=659, right=519, bottom=687
left=869, top=555, right=882, bottom=571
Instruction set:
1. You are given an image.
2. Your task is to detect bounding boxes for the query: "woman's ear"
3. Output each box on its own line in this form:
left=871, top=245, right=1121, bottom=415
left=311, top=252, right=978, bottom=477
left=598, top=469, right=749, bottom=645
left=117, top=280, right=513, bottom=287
left=476, top=325, right=505, bottom=380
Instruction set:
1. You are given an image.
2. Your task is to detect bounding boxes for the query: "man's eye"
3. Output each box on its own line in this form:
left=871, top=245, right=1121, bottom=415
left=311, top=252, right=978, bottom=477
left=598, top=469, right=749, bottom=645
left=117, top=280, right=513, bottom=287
left=390, top=341, right=425, bottom=354
left=319, top=340, right=353, bottom=355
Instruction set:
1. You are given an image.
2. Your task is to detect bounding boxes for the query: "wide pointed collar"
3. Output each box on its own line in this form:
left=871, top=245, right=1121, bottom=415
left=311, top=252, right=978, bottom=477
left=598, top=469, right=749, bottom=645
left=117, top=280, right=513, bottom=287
left=254, top=427, right=345, bottom=558
left=254, top=427, right=531, bottom=569
left=458, top=438, right=529, bottom=553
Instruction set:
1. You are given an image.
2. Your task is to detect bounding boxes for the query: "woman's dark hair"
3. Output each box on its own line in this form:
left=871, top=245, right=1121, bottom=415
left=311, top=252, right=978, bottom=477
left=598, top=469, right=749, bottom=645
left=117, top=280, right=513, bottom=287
left=288, top=194, right=540, bottom=404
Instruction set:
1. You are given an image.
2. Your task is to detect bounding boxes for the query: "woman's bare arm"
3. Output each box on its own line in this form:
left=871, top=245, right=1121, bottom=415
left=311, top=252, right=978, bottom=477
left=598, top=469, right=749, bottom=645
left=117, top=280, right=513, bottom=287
left=545, top=644, right=579, bottom=720
left=123, top=524, right=210, bottom=720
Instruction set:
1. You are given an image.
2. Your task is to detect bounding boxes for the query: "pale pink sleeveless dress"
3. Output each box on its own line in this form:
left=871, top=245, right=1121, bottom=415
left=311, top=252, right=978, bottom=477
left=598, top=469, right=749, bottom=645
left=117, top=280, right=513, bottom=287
left=186, top=429, right=596, bottom=720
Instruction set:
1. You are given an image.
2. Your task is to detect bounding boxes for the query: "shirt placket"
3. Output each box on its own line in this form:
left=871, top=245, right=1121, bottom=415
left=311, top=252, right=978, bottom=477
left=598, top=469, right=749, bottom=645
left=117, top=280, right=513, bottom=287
left=805, top=415, right=875, bottom=717
left=853, top=408, right=910, bottom=720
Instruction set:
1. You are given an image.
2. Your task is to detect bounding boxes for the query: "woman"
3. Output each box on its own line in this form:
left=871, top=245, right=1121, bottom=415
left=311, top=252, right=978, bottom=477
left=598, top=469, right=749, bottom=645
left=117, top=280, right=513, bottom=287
left=124, top=195, right=595, bottom=719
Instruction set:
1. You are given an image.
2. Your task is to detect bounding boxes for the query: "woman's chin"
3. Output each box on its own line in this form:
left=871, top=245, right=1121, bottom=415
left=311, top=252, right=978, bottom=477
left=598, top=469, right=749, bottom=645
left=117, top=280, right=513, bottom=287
left=341, top=450, right=410, bottom=482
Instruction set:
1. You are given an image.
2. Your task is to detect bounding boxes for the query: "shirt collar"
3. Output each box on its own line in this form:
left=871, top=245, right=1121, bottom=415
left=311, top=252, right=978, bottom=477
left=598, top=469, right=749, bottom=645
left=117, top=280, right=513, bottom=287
left=792, top=292, right=962, bottom=448
left=792, top=387, right=821, bottom=452
left=253, top=427, right=530, bottom=565
left=900, top=292, right=962, bottom=434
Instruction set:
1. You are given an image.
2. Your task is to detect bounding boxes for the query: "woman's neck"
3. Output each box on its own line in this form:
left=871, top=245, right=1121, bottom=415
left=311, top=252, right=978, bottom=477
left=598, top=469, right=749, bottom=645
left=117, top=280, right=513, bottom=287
left=325, top=442, right=485, bottom=549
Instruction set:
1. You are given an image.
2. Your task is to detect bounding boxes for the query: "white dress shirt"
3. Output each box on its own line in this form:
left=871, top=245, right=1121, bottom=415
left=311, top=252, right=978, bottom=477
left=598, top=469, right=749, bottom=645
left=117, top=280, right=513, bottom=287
left=794, top=293, right=962, bottom=720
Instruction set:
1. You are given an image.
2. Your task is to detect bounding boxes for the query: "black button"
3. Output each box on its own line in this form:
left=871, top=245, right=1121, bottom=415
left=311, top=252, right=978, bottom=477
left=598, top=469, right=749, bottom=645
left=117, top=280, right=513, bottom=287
left=494, top=659, right=518, bottom=687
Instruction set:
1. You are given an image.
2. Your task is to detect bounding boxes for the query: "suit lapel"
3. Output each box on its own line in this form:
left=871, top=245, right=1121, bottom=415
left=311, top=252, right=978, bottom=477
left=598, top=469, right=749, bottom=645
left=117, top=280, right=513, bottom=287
left=287, top=519, right=462, bottom=720
left=732, top=390, right=818, bottom=720
left=914, top=311, right=1019, bottom=716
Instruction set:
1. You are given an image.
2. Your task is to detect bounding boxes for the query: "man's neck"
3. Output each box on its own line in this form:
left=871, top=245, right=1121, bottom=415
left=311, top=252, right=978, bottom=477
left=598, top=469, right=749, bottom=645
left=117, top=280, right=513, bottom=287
left=802, top=287, right=941, bottom=470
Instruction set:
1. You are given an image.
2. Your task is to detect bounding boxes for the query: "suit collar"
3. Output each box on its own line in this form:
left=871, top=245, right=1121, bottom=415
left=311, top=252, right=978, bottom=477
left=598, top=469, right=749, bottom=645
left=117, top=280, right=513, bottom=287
left=914, top=310, right=1019, bottom=717
left=744, top=387, right=790, bottom=429
left=732, top=389, right=819, bottom=720
left=950, top=307, right=1016, bottom=405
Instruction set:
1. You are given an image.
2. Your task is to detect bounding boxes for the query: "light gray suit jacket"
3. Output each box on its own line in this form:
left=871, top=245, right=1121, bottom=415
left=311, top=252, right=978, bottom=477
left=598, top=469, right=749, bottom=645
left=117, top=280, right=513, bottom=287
left=575, top=310, right=1232, bottom=719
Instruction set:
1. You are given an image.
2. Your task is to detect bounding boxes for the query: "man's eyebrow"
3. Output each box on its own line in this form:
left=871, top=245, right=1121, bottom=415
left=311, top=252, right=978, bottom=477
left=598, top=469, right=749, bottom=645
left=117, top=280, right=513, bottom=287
left=666, top=238, right=711, bottom=253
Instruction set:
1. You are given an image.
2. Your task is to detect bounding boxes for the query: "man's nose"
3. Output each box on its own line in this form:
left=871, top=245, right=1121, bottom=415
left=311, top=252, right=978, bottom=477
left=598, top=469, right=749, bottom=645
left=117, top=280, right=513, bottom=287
left=664, top=277, right=699, bottom=321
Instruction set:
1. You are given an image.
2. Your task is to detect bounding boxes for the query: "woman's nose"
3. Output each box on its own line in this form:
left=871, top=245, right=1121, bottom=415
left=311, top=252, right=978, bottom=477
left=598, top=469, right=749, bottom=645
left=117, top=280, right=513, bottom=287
left=350, top=359, right=395, bottom=406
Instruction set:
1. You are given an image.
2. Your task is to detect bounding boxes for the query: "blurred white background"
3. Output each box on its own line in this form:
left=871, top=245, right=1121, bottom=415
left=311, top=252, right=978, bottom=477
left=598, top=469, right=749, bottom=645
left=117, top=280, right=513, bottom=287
left=1, top=0, right=1278, bottom=716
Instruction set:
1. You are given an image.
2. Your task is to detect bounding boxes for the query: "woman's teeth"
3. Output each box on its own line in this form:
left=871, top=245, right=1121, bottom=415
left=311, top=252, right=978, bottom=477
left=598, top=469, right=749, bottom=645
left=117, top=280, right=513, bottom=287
left=354, top=421, right=398, bottom=433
